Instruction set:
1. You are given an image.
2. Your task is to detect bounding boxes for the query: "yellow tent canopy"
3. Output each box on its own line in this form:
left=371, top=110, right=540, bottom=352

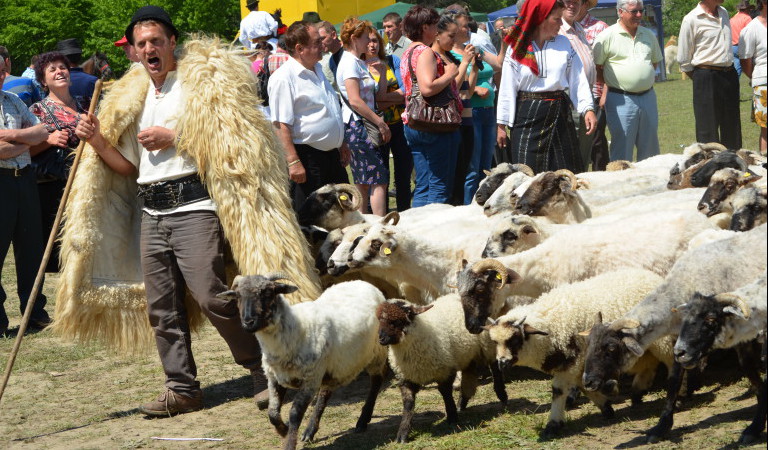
left=240, top=0, right=395, bottom=28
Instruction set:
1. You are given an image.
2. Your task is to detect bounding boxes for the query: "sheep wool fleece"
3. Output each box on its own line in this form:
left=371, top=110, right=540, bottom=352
left=51, top=36, right=321, bottom=353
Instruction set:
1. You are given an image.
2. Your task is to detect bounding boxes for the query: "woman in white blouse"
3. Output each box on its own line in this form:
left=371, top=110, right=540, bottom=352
left=496, top=0, right=596, bottom=174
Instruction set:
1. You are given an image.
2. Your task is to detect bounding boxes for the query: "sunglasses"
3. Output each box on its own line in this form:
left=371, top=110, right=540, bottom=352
left=623, top=8, right=644, bottom=15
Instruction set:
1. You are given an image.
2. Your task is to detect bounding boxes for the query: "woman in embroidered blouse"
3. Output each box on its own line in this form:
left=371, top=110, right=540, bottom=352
left=28, top=51, right=86, bottom=272
left=338, top=17, right=392, bottom=216
left=496, top=0, right=596, bottom=174
left=400, top=5, right=462, bottom=207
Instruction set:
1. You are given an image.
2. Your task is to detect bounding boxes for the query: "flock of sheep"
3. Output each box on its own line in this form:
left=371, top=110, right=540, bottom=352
left=222, top=143, right=767, bottom=449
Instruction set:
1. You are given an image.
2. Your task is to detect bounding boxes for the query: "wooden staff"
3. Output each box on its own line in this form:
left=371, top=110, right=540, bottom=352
left=0, top=79, right=104, bottom=403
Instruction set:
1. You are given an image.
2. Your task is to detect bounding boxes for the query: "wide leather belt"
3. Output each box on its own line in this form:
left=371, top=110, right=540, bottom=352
left=608, top=86, right=653, bottom=96
left=137, top=174, right=210, bottom=210
left=694, top=64, right=733, bottom=72
left=0, top=165, right=32, bottom=177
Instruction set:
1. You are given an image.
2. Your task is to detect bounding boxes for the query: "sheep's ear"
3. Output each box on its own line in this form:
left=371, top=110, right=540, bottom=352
left=577, top=327, right=592, bottom=337
left=412, top=304, right=434, bottom=316
left=380, top=239, right=398, bottom=256
left=232, top=275, right=244, bottom=290
left=483, top=169, right=492, bottom=176
left=507, top=269, right=522, bottom=284
left=739, top=169, right=761, bottom=186
left=722, top=305, right=748, bottom=320
left=523, top=323, right=548, bottom=336
left=671, top=303, right=689, bottom=314
left=622, top=336, right=644, bottom=357
left=521, top=225, right=538, bottom=236
left=217, top=290, right=238, bottom=300
left=275, top=283, right=299, bottom=295
left=461, top=259, right=469, bottom=269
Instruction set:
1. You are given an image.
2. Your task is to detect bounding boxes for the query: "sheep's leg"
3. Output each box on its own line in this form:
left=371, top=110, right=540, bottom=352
left=355, top=373, right=384, bottom=432
left=541, top=376, right=572, bottom=438
left=437, top=373, right=459, bottom=424
left=646, top=362, right=684, bottom=444
left=396, top=381, right=421, bottom=443
left=284, top=388, right=315, bottom=450
left=736, top=340, right=763, bottom=393
left=301, top=388, right=333, bottom=443
left=459, top=363, right=479, bottom=411
left=630, top=354, right=659, bottom=406
left=583, top=388, right=613, bottom=419
left=740, top=372, right=767, bottom=445
left=489, top=362, right=508, bottom=405
left=267, top=378, right=288, bottom=437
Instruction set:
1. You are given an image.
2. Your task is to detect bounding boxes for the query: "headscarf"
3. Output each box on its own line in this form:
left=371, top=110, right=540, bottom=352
left=504, top=0, right=557, bottom=75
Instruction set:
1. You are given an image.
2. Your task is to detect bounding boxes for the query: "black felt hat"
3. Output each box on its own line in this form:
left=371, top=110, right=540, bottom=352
left=125, top=5, right=179, bottom=45
left=56, top=38, right=83, bottom=56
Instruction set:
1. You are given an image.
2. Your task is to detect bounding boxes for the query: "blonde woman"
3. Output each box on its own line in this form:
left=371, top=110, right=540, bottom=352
left=337, top=18, right=391, bottom=216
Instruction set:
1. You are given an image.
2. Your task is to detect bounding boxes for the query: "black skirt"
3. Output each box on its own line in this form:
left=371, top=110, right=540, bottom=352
left=509, top=90, right=582, bottom=174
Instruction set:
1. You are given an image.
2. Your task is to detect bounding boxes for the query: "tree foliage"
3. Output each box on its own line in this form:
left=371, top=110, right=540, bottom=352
left=663, top=0, right=739, bottom=37
left=0, top=0, right=240, bottom=76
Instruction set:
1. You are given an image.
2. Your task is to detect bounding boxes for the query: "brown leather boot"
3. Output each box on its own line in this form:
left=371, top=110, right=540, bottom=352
left=251, top=368, right=270, bottom=410
left=138, top=389, right=203, bottom=417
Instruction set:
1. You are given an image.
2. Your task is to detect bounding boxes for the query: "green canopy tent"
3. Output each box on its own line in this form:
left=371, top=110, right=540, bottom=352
left=354, top=2, right=488, bottom=30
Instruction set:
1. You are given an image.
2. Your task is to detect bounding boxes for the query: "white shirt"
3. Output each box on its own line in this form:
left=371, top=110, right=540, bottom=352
left=497, top=35, right=593, bottom=127
left=268, top=57, right=345, bottom=151
left=239, top=11, right=278, bottom=50
left=116, top=71, right=215, bottom=214
left=335, top=51, right=376, bottom=123
left=470, top=32, right=498, bottom=56
left=738, top=18, right=767, bottom=87
left=677, top=4, right=733, bottom=72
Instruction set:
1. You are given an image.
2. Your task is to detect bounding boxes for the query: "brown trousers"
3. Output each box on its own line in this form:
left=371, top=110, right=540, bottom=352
left=140, top=210, right=261, bottom=395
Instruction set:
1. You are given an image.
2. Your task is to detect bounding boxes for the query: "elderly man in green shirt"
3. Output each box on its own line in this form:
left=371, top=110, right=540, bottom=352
left=593, top=0, right=663, bottom=163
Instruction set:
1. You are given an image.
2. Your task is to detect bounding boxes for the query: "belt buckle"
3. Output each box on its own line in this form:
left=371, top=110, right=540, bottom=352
left=14, top=167, right=21, bottom=177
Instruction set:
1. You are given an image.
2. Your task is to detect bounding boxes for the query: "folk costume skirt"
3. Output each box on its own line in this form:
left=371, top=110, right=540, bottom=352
left=509, top=90, right=582, bottom=174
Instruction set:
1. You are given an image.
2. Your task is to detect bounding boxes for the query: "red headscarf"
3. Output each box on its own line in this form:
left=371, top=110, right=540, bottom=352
left=504, top=0, right=557, bottom=75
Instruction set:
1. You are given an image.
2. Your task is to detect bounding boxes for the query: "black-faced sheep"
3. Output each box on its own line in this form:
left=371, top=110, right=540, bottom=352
left=376, top=295, right=507, bottom=443
left=218, top=276, right=387, bottom=450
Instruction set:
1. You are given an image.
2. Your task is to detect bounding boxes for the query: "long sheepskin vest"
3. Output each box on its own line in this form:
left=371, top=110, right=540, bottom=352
left=51, top=36, right=321, bottom=353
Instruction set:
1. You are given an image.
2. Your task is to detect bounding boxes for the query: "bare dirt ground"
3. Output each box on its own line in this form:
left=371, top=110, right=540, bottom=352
left=1, top=256, right=766, bottom=449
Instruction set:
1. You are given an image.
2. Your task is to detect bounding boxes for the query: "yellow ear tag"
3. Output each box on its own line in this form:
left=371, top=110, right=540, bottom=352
left=743, top=172, right=751, bottom=178
left=383, top=248, right=392, bottom=255
left=495, top=273, right=503, bottom=280
left=339, top=195, right=348, bottom=201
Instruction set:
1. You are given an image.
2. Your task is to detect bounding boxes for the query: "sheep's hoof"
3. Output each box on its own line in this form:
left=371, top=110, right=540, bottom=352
left=274, top=423, right=288, bottom=437
left=646, top=433, right=662, bottom=444
left=300, top=429, right=316, bottom=442
left=600, top=403, right=615, bottom=419
left=396, top=433, right=409, bottom=443
left=541, top=421, right=563, bottom=439
left=630, top=392, right=645, bottom=406
left=459, top=397, right=469, bottom=411
left=353, top=423, right=368, bottom=433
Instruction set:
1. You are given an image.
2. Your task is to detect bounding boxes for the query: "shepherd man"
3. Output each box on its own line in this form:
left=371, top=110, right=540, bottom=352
left=67, top=5, right=321, bottom=416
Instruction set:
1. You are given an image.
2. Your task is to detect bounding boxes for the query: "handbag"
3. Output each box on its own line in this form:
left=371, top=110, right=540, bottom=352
left=404, top=47, right=462, bottom=133
left=31, top=101, right=73, bottom=182
left=336, top=61, right=385, bottom=147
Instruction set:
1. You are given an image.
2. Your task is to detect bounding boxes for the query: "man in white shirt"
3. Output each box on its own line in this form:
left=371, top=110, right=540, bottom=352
left=239, top=0, right=278, bottom=51
left=678, top=0, right=742, bottom=149
left=76, top=6, right=267, bottom=416
left=269, top=21, right=350, bottom=208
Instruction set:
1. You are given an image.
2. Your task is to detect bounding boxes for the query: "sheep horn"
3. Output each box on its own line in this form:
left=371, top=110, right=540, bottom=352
left=266, top=272, right=291, bottom=282
left=383, top=211, right=400, bottom=225
left=335, top=184, right=362, bottom=211
left=716, top=293, right=751, bottom=319
left=553, top=169, right=578, bottom=191
left=470, top=259, right=510, bottom=289
left=699, top=142, right=727, bottom=153
left=513, top=316, right=527, bottom=327
left=512, top=163, right=534, bottom=177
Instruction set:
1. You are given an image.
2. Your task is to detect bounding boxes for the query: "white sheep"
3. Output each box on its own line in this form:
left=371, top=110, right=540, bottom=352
left=218, top=276, right=387, bottom=450
left=376, top=295, right=507, bottom=443
left=730, top=184, right=768, bottom=231
left=581, top=223, right=767, bottom=443
left=511, top=170, right=592, bottom=223
left=484, top=268, right=669, bottom=437
left=482, top=171, right=534, bottom=217
left=481, top=213, right=566, bottom=258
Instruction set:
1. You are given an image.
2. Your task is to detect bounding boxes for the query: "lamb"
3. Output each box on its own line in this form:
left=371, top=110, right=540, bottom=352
left=484, top=269, right=668, bottom=437
left=482, top=171, right=534, bottom=217
left=218, top=276, right=388, bottom=450
left=376, top=295, right=507, bottom=443
left=664, top=35, right=678, bottom=76
left=673, top=273, right=767, bottom=445
left=464, top=210, right=716, bottom=318
left=581, top=223, right=767, bottom=443
left=730, top=184, right=768, bottom=231
left=697, top=167, right=762, bottom=217
left=481, top=214, right=566, bottom=258
left=345, top=220, right=490, bottom=302
left=511, top=170, right=592, bottom=223
left=474, top=163, right=534, bottom=206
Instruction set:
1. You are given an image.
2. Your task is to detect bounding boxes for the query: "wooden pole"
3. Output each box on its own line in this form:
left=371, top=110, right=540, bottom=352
left=0, top=79, right=104, bottom=403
